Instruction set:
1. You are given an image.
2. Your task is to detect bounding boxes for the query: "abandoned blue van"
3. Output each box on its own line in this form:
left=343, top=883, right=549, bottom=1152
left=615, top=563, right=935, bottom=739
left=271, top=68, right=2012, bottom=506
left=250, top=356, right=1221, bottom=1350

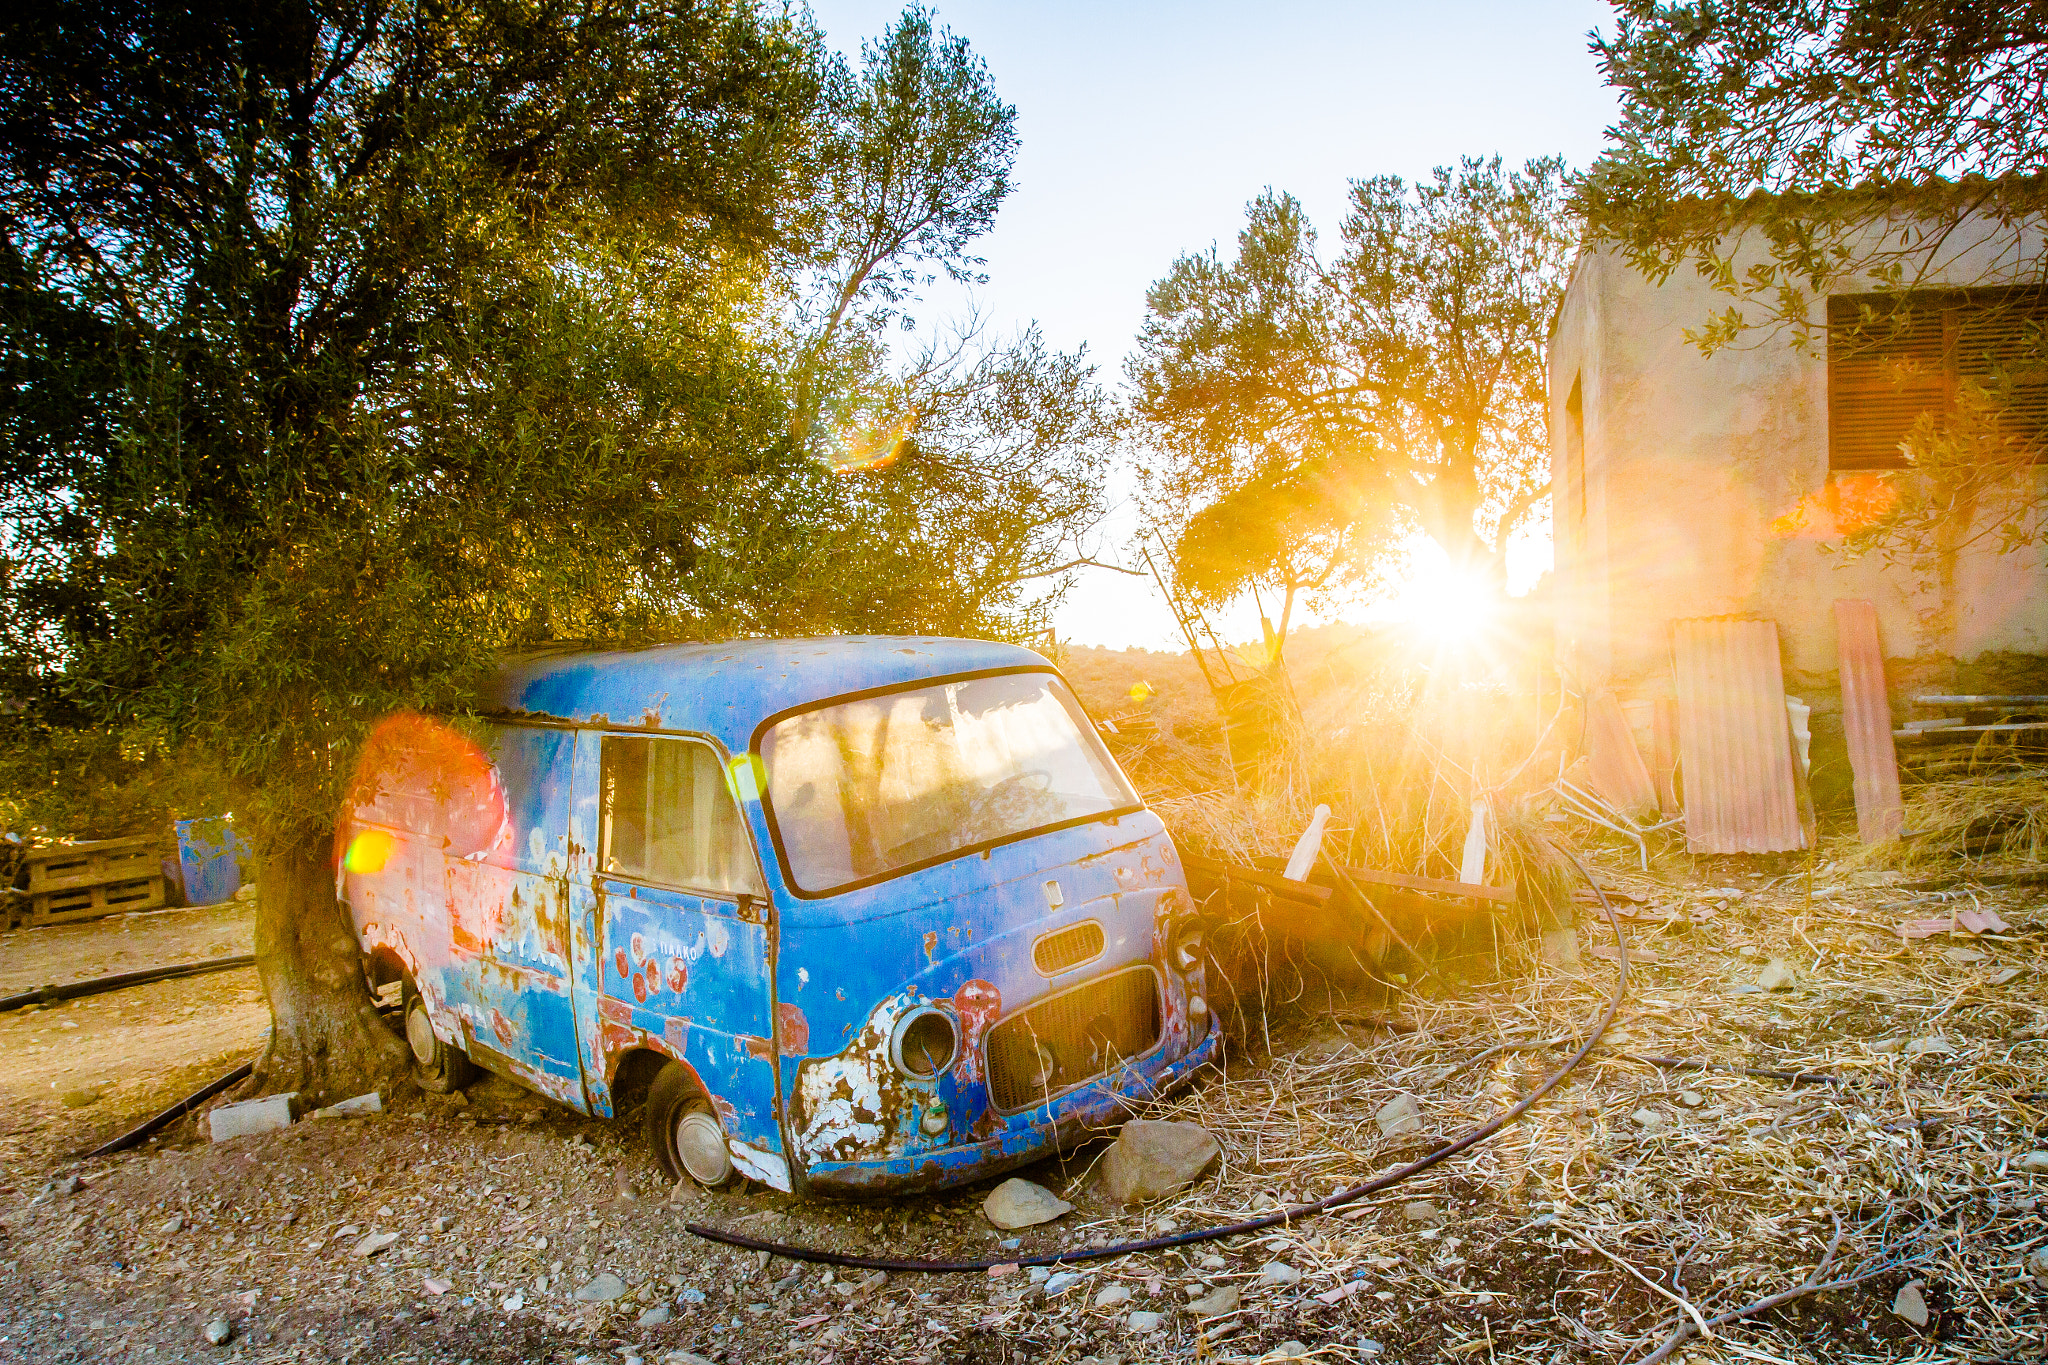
left=339, top=637, right=1217, bottom=1195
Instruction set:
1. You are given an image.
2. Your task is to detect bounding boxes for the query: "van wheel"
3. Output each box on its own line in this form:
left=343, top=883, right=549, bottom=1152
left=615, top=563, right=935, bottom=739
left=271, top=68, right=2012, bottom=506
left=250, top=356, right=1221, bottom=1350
left=403, top=982, right=476, bottom=1093
left=647, top=1061, right=736, bottom=1189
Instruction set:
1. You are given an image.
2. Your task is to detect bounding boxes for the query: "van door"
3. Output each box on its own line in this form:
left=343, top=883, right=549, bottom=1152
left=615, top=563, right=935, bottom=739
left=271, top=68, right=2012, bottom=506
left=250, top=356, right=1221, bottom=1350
left=449, top=723, right=589, bottom=1106
left=565, top=731, right=791, bottom=1188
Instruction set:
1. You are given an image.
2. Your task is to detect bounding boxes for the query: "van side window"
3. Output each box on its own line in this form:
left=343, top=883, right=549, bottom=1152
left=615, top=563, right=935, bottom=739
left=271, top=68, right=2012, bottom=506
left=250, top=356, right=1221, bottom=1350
left=600, top=737, right=765, bottom=896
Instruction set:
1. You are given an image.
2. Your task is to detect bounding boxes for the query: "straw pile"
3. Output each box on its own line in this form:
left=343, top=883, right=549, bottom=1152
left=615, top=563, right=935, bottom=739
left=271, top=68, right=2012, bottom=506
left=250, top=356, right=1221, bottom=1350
left=1844, top=772, right=2048, bottom=871
left=978, top=844, right=2047, bottom=1363
left=1055, top=645, right=2045, bottom=1362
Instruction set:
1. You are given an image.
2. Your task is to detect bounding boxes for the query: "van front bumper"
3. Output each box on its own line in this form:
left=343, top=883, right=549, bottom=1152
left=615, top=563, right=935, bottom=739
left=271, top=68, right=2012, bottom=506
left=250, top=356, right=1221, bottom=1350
left=797, top=1016, right=1221, bottom=1196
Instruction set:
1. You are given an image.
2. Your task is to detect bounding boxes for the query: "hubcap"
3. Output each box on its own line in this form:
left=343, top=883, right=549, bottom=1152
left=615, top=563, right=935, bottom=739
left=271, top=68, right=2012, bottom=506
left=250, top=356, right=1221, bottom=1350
left=406, top=1002, right=439, bottom=1068
left=675, top=1108, right=732, bottom=1186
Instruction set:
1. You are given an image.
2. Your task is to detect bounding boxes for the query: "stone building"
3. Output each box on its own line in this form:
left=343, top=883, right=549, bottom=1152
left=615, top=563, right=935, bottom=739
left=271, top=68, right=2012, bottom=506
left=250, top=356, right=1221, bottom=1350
left=1546, top=213, right=2047, bottom=809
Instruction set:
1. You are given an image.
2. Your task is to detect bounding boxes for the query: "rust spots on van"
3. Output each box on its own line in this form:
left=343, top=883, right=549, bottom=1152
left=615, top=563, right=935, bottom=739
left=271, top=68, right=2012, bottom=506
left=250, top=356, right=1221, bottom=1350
left=951, top=979, right=1000, bottom=1088
left=666, top=956, right=688, bottom=994
left=614, top=948, right=629, bottom=979
left=776, top=1002, right=810, bottom=1057
left=923, top=931, right=939, bottom=964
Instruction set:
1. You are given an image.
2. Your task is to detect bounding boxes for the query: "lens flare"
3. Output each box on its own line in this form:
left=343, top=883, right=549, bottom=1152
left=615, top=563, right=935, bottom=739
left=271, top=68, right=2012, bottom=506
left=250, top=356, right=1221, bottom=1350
left=341, top=712, right=507, bottom=866
left=831, top=413, right=915, bottom=474
left=1128, top=680, right=1156, bottom=701
left=727, top=752, right=766, bottom=802
left=1770, top=472, right=1901, bottom=539
left=343, top=828, right=398, bottom=874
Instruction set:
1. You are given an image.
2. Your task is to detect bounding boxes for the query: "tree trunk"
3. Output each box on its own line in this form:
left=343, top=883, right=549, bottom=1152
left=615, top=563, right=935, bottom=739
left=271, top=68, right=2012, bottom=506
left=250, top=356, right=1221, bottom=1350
left=250, top=823, right=410, bottom=1105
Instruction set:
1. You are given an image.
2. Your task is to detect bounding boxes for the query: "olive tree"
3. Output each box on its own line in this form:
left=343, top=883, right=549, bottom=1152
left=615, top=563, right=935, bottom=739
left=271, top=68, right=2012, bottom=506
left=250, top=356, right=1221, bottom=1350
left=0, top=1, right=1088, bottom=1100
left=1129, top=157, right=1575, bottom=640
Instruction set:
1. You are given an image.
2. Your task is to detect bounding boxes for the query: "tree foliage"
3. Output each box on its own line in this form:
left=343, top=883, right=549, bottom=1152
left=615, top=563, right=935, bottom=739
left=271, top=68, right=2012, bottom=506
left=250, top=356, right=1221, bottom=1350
left=0, top=0, right=1103, bottom=1096
left=1128, top=156, right=1573, bottom=635
left=1577, top=0, right=2048, bottom=350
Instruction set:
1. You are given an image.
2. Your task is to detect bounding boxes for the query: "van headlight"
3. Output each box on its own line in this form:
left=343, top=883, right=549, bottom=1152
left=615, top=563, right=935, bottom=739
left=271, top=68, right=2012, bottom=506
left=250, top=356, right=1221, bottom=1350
left=890, top=1006, right=958, bottom=1080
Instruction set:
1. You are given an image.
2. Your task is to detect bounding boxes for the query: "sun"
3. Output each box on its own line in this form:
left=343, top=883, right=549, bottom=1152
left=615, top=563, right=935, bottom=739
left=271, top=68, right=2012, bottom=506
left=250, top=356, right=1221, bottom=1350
left=1392, top=552, right=1500, bottom=647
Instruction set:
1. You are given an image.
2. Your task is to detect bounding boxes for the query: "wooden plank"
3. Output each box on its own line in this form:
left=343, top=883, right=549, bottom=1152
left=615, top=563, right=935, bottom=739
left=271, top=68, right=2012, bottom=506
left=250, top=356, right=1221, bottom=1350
left=1909, top=695, right=2048, bottom=706
left=1330, top=861, right=1516, bottom=905
left=1834, top=600, right=1903, bottom=844
left=1181, top=855, right=1332, bottom=905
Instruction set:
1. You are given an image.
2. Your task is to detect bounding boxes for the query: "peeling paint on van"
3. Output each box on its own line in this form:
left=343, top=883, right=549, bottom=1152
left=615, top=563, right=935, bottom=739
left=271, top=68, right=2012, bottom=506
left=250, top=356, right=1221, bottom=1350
left=342, top=638, right=1217, bottom=1197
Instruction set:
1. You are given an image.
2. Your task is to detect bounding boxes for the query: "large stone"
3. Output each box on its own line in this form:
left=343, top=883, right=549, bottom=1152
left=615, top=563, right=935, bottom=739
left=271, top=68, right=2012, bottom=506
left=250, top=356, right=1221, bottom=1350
left=1097, top=1120, right=1220, bottom=1205
left=574, top=1272, right=628, bottom=1302
left=1892, top=1280, right=1928, bottom=1327
left=312, top=1091, right=383, bottom=1119
left=1374, top=1095, right=1423, bottom=1140
left=208, top=1093, right=296, bottom=1142
left=1187, top=1283, right=1240, bottom=1317
left=982, top=1178, right=1072, bottom=1230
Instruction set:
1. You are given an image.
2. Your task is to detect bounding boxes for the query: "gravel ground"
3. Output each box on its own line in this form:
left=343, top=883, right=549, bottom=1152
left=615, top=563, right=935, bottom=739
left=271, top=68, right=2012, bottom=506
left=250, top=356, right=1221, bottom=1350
left=0, top=860, right=2044, bottom=1364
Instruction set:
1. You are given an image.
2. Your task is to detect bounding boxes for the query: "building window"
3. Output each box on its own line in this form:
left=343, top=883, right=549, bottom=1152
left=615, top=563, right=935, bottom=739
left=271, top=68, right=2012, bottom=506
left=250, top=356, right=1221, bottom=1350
left=1563, top=375, right=1586, bottom=541
left=1828, top=288, right=2048, bottom=470
left=600, top=736, right=764, bottom=896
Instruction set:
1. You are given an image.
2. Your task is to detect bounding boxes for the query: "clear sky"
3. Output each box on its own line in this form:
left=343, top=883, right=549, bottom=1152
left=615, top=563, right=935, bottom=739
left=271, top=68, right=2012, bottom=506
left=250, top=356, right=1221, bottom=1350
left=808, top=0, right=1623, bottom=648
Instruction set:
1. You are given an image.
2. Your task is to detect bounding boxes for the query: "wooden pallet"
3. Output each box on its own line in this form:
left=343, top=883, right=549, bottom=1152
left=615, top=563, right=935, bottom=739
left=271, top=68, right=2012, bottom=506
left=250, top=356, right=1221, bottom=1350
left=24, top=837, right=166, bottom=925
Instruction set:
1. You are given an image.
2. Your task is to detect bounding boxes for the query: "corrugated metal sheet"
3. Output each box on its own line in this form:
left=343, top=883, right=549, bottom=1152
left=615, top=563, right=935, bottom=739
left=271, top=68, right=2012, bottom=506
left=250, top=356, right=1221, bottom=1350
left=1834, top=599, right=1904, bottom=843
left=1671, top=617, right=1807, bottom=853
left=1585, top=688, right=1658, bottom=819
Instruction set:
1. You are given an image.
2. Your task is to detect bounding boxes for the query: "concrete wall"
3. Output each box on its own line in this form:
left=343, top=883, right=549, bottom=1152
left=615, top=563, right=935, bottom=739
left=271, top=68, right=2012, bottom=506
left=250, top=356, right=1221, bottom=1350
left=1548, top=237, right=2048, bottom=701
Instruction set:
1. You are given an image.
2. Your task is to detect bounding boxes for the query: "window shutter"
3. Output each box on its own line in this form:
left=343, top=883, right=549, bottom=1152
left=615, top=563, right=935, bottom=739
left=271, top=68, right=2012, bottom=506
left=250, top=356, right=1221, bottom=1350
left=1829, top=288, right=2048, bottom=469
left=1954, top=292, right=2048, bottom=445
left=1828, top=295, right=1946, bottom=470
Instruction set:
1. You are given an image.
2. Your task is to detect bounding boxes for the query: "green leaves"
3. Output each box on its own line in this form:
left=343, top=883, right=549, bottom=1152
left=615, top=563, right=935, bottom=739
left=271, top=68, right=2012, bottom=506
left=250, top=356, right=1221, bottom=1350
left=1130, top=156, right=1575, bottom=626
left=1577, top=0, right=2048, bottom=350
left=0, top=1, right=1072, bottom=848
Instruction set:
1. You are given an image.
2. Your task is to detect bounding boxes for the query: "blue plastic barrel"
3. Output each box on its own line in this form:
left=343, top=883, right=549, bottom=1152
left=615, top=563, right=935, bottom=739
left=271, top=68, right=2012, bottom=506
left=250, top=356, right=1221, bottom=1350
left=175, top=816, right=251, bottom=906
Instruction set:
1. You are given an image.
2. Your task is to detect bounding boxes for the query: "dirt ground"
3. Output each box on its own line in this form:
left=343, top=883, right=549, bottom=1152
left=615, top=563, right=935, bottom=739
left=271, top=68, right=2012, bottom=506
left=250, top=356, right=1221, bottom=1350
left=0, top=902, right=266, bottom=1170
left=0, top=864, right=2043, bottom=1365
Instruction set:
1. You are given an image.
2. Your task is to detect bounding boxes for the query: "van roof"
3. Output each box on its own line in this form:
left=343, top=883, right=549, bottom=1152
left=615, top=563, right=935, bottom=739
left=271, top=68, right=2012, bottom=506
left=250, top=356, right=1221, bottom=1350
left=484, top=635, right=1053, bottom=751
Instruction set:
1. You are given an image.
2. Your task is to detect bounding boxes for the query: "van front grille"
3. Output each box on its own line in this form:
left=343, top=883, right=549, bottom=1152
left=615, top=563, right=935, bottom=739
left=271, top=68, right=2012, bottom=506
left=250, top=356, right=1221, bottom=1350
left=985, top=967, right=1160, bottom=1112
left=1032, top=920, right=1104, bottom=977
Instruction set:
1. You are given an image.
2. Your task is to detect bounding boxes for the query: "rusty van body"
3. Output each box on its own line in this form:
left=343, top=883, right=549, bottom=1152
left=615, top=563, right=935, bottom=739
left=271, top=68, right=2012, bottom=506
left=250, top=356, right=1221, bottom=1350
left=339, top=637, right=1217, bottom=1195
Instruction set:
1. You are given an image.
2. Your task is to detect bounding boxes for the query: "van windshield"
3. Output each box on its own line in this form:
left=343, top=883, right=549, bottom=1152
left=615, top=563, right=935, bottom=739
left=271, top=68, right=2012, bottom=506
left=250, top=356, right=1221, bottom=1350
left=761, top=672, right=1138, bottom=893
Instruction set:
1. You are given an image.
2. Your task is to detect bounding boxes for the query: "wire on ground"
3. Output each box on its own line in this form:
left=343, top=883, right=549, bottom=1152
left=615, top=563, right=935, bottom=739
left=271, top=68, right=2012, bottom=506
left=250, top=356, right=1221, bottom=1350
left=685, top=847, right=1631, bottom=1273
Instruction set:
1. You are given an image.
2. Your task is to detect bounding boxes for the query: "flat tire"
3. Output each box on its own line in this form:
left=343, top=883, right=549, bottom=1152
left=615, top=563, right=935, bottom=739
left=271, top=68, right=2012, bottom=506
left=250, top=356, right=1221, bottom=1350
left=646, top=1061, right=736, bottom=1189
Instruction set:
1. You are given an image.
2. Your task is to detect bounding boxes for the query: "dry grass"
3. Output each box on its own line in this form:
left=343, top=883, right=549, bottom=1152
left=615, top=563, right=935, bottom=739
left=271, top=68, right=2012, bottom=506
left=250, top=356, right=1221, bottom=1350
left=1064, top=641, right=2045, bottom=1362
left=1844, top=773, right=2048, bottom=871
left=969, top=849, right=2048, bottom=1363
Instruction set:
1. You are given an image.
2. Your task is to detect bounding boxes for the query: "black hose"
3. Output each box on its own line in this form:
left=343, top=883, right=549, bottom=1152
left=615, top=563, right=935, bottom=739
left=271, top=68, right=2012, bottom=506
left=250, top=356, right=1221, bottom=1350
left=686, top=849, right=1629, bottom=1272
left=82, top=1060, right=255, bottom=1158
left=0, top=954, right=256, bottom=1014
